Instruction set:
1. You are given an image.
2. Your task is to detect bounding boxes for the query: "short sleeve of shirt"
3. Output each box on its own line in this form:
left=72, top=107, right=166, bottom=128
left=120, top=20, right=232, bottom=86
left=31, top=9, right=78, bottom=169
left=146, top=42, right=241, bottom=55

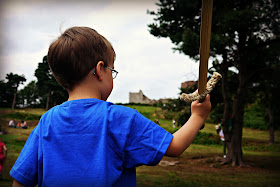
left=10, top=127, right=39, bottom=187
left=123, top=111, right=173, bottom=168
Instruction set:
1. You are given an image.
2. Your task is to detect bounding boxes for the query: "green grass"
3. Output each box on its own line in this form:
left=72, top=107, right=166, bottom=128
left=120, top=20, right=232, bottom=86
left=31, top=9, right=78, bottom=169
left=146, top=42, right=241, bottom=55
left=4, top=112, right=41, bottom=121
left=0, top=106, right=279, bottom=186
left=0, top=108, right=46, bottom=116
left=127, top=105, right=280, bottom=186
left=137, top=143, right=280, bottom=186
left=126, top=105, right=158, bottom=119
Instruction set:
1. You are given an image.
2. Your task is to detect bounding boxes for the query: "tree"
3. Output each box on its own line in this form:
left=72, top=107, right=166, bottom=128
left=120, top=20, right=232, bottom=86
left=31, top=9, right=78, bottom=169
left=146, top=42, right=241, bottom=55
left=5, top=73, right=26, bottom=110
left=148, top=0, right=280, bottom=166
left=254, top=61, right=280, bottom=144
left=0, top=80, right=9, bottom=107
left=35, top=56, right=52, bottom=110
left=35, top=56, right=67, bottom=110
left=17, top=81, right=39, bottom=108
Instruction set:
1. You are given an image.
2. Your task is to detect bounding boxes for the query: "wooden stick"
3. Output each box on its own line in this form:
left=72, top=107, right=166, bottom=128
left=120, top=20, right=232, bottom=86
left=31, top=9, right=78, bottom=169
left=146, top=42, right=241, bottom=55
left=198, top=0, right=213, bottom=94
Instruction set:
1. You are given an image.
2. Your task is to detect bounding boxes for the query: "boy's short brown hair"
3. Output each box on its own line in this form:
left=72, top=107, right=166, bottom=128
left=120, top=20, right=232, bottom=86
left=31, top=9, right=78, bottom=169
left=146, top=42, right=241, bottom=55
left=47, top=26, right=115, bottom=91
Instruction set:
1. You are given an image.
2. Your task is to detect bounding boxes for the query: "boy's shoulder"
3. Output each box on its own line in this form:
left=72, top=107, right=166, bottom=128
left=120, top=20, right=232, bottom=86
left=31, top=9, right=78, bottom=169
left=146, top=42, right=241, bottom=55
left=40, top=99, right=138, bottom=119
left=109, top=104, right=138, bottom=119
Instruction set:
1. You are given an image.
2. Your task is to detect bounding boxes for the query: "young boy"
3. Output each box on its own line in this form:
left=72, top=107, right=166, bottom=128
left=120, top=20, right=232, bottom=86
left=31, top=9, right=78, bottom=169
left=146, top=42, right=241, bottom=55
left=10, top=26, right=211, bottom=187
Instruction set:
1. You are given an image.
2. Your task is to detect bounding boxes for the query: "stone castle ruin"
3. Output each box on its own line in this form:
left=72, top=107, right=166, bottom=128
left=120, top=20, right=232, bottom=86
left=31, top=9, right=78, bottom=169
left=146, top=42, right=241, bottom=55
left=129, top=80, right=196, bottom=104
left=129, top=90, right=156, bottom=104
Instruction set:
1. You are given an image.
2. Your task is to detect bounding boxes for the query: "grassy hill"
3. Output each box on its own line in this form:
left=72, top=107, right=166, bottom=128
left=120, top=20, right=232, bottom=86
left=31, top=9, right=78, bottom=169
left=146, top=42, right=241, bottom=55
left=0, top=106, right=279, bottom=186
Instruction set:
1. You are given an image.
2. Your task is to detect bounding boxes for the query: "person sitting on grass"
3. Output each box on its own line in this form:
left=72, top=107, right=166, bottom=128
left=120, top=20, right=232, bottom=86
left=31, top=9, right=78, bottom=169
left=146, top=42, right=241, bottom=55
left=9, top=120, right=16, bottom=128
left=10, top=26, right=211, bottom=187
left=16, top=122, right=21, bottom=128
left=20, top=121, right=27, bottom=129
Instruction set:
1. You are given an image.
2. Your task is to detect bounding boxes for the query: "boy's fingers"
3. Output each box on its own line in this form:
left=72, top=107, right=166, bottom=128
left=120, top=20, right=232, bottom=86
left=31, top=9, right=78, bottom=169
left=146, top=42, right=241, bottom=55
left=192, top=100, right=198, bottom=104
left=205, top=94, right=210, bottom=101
left=192, top=95, right=210, bottom=106
left=192, top=100, right=200, bottom=106
left=199, top=94, right=210, bottom=104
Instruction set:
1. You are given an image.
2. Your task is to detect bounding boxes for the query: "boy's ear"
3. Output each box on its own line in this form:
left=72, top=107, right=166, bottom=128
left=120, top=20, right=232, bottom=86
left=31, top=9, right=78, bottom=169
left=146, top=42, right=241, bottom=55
left=95, top=61, right=104, bottom=81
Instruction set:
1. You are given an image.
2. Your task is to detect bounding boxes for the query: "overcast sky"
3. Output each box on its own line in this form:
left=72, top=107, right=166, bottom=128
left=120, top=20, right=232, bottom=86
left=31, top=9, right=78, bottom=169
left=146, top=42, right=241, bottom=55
left=0, top=0, right=201, bottom=103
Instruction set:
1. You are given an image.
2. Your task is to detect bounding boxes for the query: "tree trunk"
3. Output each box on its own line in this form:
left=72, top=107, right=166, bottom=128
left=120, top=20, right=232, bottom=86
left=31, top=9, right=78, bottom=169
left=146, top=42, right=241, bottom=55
left=45, top=91, right=50, bottom=110
left=228, top=60, right=248, bottom=167
left=229, top=93, right=246, bottom=166
left=222, top=24, right=251, bottom=167
left=12, top=85, right=18, bottom=111
left=12, top=91, right=17, bottom=111
left=269, top=126, right=274, bottom=145
left=267, top=107, right=274, bottom=145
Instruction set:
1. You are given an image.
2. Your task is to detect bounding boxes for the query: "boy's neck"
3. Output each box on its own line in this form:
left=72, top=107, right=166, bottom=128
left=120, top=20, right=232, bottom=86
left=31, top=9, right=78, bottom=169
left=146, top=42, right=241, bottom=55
left=68, top=92, right=101, bottom=101
left=68, top=82, right=102, bottom=101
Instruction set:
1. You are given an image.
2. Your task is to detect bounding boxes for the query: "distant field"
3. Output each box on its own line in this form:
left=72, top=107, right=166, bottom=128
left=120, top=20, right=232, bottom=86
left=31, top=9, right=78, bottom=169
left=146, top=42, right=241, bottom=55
left=0, top=106, right=279, bottom=186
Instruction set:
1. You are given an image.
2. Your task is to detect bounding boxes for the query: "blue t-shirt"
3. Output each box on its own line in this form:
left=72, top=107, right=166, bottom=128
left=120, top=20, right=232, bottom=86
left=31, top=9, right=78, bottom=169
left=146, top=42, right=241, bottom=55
left=10, top=99, right=173, bottom=187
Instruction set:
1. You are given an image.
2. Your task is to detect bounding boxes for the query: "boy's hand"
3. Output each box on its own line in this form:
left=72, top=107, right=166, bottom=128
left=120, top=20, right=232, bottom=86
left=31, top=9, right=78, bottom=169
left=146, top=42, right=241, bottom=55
left=191, top=94, right=211, bottom=121
left=165, top=94, right=211, bottom=157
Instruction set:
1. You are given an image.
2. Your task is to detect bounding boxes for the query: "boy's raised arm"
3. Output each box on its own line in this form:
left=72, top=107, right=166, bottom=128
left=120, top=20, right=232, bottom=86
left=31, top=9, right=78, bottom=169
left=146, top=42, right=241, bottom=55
left=165, top=95, right=211, bottom=157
